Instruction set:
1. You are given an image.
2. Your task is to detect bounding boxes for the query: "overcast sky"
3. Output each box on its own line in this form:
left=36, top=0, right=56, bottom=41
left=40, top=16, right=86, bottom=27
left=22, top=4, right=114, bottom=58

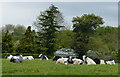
left=0, top=2, right=118, bottom=29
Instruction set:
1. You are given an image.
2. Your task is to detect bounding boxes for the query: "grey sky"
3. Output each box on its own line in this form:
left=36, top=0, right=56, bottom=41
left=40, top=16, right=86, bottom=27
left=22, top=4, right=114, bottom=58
left=1, top=2, right=118, bottom=29
left=0, top=0, right=119, bottom=2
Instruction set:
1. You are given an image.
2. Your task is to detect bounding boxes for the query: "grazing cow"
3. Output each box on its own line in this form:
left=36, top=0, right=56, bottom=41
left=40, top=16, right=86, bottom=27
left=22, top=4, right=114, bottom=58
left=93, top=58, right=100, bottom=64
left=22, top=56, right=34, bottom=60
left=53, top=56, right=61, bottom=61
left=39, top=54, right=49, bottom=60
left=72, top=58, right=83, bottom=65
left=82, top=55, right=96, bottom=65
left=106, top=60, right=115, bottom=65
left=5, top=54, right=13, bottom=60
left=10, top=55, right=23, bottom=63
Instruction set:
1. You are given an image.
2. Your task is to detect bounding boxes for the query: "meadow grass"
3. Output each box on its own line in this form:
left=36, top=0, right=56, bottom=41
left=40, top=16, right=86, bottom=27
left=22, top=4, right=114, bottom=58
left=2, top=59, right=118, bottom=75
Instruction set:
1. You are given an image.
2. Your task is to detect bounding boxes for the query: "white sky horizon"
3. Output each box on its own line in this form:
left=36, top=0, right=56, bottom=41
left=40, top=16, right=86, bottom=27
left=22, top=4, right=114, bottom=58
left=0, top=0, right=119, bottom=2
left=0, top=0, right=119, bottom=30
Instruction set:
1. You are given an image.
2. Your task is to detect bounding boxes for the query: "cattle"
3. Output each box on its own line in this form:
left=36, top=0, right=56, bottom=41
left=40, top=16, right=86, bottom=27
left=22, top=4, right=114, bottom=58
left=72, top=58, right=83, bottom=65
left=39, top=54, right=49, bottom=60
left=10, top=54, right=23, bottom=63
left=67, top=56, right=74, bottom=64
left=22, top=56, right=28, bottom=60
left=53, top=56, right=61, bottom=61
left=106, top=60, right=115, bottom=65
left=100, top=60, right=106, bottom=64
left=56, top=56, right=84, bottom=65
left=93, top=58, right=100, bottom=64
left=61, top=57, right=68, bottom=62
left=82, top=55, right=96, bottom=65
left=22, top=56, right=34, bottom=60
left=56, top=57, right=68, bottom=65
left=5, top=54, right=13, bottom=60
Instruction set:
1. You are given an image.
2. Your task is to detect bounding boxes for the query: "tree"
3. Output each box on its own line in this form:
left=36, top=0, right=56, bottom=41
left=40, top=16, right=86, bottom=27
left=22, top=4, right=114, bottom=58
left=2, top=24, right=26, bottom=43
left=2, top=31, right=14, bottom=53
left=72, top=14, right=104, bottom=57
left=33, top=4, right=64, bottom=56
left=2, top=24, right=15, bottom=34
left=95, top=26, right=118, bottom=58
left=13, top=24, right=26, bottom=36
left=16, top=26, right=35, bottom=53
left=13, top=24, right=26, bottom=43
left=56, top=30, right=75, bottom=49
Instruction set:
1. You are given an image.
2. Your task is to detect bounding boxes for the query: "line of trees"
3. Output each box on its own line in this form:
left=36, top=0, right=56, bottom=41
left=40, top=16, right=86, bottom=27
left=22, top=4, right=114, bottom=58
left=1, top=5, right=118, bottom=60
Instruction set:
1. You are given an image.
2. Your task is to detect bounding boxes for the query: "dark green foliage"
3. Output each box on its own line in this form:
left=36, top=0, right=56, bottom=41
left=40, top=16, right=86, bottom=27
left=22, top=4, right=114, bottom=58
left=72, top=14, right=104, bottom=56
left=56, top=30, right=75, bottom=49
left=2, top=31, right=14, bottom=53
left=16, top=26, right=36, bottom=53
left=93, top=26, right=118, bottom=60
left=33, top=5, right=64, bottom=55
left=72, top=14, right=104, bottom=34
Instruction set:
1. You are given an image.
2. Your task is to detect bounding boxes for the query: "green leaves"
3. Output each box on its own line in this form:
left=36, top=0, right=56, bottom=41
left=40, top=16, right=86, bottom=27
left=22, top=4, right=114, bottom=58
left=2, top=31, right=14, bottom=53
left=33, top=5, right=64, bottom=55
left=56, top=30, right=75, bottom=49
left=16, top=26, right=36, bottom=53
left=72, top=14, right=104, bottom=56
left=73, top=14, right=104, bottom=34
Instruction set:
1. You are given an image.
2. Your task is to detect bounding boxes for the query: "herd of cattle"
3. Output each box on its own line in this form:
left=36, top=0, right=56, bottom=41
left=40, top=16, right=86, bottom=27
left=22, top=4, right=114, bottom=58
left=5, top=54, right=116, bottom=65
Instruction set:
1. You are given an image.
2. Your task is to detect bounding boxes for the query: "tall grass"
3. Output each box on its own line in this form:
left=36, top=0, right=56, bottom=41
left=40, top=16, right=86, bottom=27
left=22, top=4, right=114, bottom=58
left=2, top=59, right=118, bottom=75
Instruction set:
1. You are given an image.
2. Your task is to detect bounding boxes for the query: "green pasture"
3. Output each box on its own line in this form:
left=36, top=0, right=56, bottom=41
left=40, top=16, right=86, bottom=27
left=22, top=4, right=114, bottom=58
left=2, top=59, right=118, bottom=75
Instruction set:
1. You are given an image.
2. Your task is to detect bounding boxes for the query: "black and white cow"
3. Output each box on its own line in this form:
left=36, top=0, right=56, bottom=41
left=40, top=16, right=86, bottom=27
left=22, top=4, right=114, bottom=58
left=10, top=54, right=23, bottom=63
left=72, top=58, right=83, bottom=65
left=82, top=55, right=96, bottom=65
left=39, top=54, right=49, bottom=60
left=56, top=57, right=68, bottom=65
left=100, top=60, right=106, bottom=64
left=67, top=56, right=74, bottom=64
left=53, top=56, right=61, bottom=61
left=93, top=58, right=100, bottom=64
left=5, top=54, right=13, bottom=60
left=22, top=56, right=34, bottom=60
left=106, top=60, right=115, bottom=65
left=56, top=56, right=84, bottom=65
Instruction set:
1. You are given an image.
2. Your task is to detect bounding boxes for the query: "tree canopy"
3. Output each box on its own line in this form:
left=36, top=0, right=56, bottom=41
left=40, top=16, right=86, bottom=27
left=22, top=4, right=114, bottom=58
left=33, top=4, right=64, bottom=55
left=72, top=14, right=104, bottom=56
left=2, top=31, right=14, bottom=53
left=16, top=26, right=35, bottom=53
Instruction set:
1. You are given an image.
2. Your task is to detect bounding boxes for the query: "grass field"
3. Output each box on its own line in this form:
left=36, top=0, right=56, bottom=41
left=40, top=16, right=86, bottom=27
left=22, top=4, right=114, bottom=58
left=2, top=59, right=118, bottom=75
